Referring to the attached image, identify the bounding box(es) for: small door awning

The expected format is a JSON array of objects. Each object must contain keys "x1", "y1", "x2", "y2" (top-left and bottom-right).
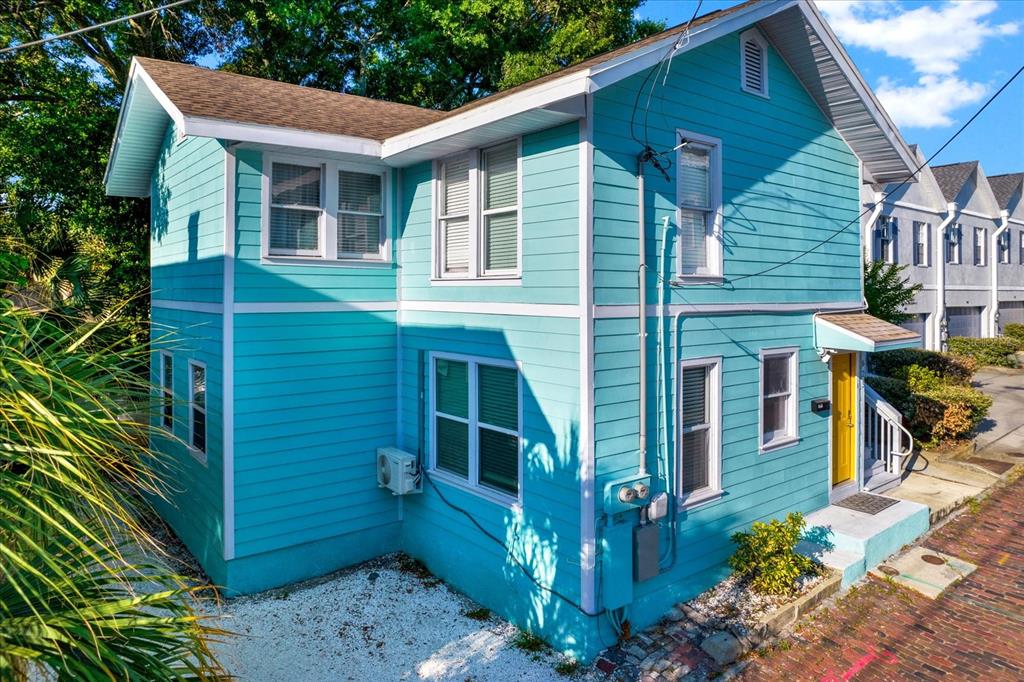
[{"x1": 814, "y1": 312, "x2": 921, "y2": 353}]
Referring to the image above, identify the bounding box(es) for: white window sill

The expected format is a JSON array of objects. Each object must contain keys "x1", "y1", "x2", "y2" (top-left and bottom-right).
[
  {"x1": 430, "y1": 277, "x2": 522, "y2": 287},
  {"x1": 262, "y1": 255, "x2": 391, "y2": 268},
  {"x1": 672, "y1": 275, "x2": 724, "y2": 286},
  {"x1": 760, "y1": 436, "x2": 800, "y2": 454},
  {"x1": 428, "y1": 469, "x2": 521, "y2": 509},
  {"x1": 189, "y1": 447, "x2": 208, "y2": 467},
  {"x1": 678, "y1": 488, "x2": 723, "y2": 511}
]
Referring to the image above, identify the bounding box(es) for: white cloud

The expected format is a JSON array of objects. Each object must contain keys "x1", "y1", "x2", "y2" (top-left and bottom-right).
[{"x1": 819, "y1": 0, "x2": 1019, "y2": 128}]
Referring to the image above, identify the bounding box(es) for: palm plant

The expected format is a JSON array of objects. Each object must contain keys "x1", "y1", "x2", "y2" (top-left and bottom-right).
[{"x1": 0, "y1": 280, "x2": 227, "y2": 678}]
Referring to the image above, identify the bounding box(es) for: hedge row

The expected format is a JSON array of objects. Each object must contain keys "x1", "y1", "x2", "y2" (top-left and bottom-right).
[{"x1": 947, "y1": 336, "x2": 1021, "y2": 369}]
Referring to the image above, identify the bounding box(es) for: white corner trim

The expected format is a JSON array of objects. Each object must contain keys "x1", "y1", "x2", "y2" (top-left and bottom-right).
[
  {"x1": 577, "y1": 98, "x2": 597, "y2": 615},
  {"x1": 223, "y1": 147, "x2": 236, "y2": 562},
  {"x1": 151, "y1": 299, "x2": 224, "y2": 314}
]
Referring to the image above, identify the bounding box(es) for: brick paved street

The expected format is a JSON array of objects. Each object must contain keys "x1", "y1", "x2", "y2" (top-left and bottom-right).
[{"x1": 740, "y1": 474, "x2": 1024, "y2": 681}]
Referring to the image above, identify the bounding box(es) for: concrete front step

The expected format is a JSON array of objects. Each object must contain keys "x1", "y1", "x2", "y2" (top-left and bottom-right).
[{"x1": 797, "y1": 498, "x2": 930, "y2": 587}]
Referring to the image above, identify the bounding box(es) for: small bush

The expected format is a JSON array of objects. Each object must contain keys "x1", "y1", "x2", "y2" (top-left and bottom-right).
[
  {"x1": 893, "y1": 364, "x2": 942, "y2": 392},
  {"x1": 947, "y1": 337, "x2": 1020, "y2": 368},
  {"x1": 1004, "y1": 323, "x2": 1024, "y2": 343},
  {"x1": 728, "y1": 512, "x2": 821, "y2": 596},
  {"x1": 912, "y1": 383, "x2": 992, "y2": 444},
  {"x1": 512, "y1": 630, "x2": 547, "y2": 652},
  {"x1": 864, "y1": 375, "x2": 914, "y2": 417},
  {"x1": 869, "y1": 348, "x2": 976, "y2": 383}
]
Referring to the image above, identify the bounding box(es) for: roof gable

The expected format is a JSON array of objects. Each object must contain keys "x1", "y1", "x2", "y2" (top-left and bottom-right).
[
  {"x1": 931, "y1": 162, "x2": 977, "y2": 203},
  {"x1": 989, "y1": 173, "x2": 1023, "y2": 212}
]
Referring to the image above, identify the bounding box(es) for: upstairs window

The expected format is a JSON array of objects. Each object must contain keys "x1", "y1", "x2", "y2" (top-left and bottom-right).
[
  {"x1": 676, "y1": 131, "x2": 723, "y2": 279},
  {"x1": 974, "y1": 226, "x2": 986, "y2": 266},
  {"x1": 1020, "y1": 231, "x2": 1024, "y2": 264},
  {"x1": 433, "y1": 354, "x2": 521, "y2": 502},
  {"x1": 946, "y1": 224, "x2": 962, "y2": 264},
  {"x1": 998, "y1": 230, "x2": 1011, "y2": 264},
  {"x1": 740, "y1": 29, "x2": 769, "y2": 97},
  {"x1": 265, "y1": 158, "x2": 386, "y2": 262},
  {"x1": 189, "y1": 361, "x2": 207, "y2": 462},
  {"x1": 873, "y1": 216, "x2": 897, "y2": 263},
  {"x1": 913, "y1": 221, "x2": 929, "y2": 266},
  {"x1": 435, "y1": 141, "x2": 520, "y2": 280}
]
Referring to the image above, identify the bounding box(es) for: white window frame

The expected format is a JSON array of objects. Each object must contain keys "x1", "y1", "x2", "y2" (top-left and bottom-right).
[
  {"x1": 739, "y1": 28, "x2": 769, "y2": 98},
  {"x1": 1020, "y1": 231, "x2": 1024, "y2": 264},
  {"x1": 677, "y1": 356, "x2": 723, "y2": 509},
  {"x1": 946, "y1": 224, "x2": 962, "y2": 264},
  {"x1": 974, "y1": 226, "x2": 986, "y2": 266},
  {"x1": 913, "y1": 221, "x2": 930, "y2": 267},
  {"x1": 998, "y1": 230, "x2": 1011, "y2": 264},
  {"x1": 429, "y1": 351, "x2": 523, "y2": 507},
  {"x1": 675, "y1": 129, "x2": 724, "y2": 281},
  {"x1": 261, "y1": 153, "x2": 389, "y2": 265},
  {"x1": 874, "y1": 215, "x2": 897, "y2": 264},
  {"x1": 188, "y1": 359, "x2": 208, "y2": 465},
  {"x1": 759, "y1": 346, "x2": 800, "y2": 453},
  {"x1": 431, "y1": 139, "x2": 523, "y2": 283},
  {"x1": 158, "y1": 351, "x2": 173, "y2": 431}
]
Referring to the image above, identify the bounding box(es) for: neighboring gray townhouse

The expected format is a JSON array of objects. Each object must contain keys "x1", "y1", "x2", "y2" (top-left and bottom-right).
[
  {"x1": 863, "y1": 155, "x2": 1023, "y2": 350},
  {"x1": 989, "y1": 172, "x2": 1024, "y2": 331}
]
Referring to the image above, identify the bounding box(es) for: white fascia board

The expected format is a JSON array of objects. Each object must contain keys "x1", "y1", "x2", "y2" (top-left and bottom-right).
[
  {"x1": 798, "y1": 0, "x2": 918, "y2": 179},
  {"x1": 134, "y1": 62, "x2": 187, "y2": 132},
  {"x1": 588, "y1": 0, "x2": 798, "y2": 89},
  {"x1": 183, "y1": 117, "x2": 382, "y2": 157},
  {"x1": 380, "y1": 71, "x2": 592, "y2": 159}
]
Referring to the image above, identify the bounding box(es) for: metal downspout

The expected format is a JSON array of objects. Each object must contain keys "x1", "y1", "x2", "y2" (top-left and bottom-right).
[
  {"x1": 936, "y1": 203, "x2": 957, "y2": 350},
  {"x1": 992, "y1": 210, "x2": 1010, "y2": 336}
]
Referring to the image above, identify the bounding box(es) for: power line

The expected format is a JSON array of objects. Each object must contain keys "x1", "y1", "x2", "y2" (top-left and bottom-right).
[
  {"x1": 682, "y1": 62, "x2": 1024, "y2": 288},
  {"x1": 0, "y1": 0, "x2": 196, "y2": 55}
]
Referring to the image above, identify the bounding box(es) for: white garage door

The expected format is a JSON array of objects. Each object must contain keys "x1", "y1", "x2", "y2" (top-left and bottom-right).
[
  {"x1": 947, "y1": 306, "x2": 983, "y2": 338},
  {"x1": 899, "y1": 313, "x2": 928, "y2": 347},
  {"x1": 999, "y1": 301, "x2": 1024, "y2": 332}
]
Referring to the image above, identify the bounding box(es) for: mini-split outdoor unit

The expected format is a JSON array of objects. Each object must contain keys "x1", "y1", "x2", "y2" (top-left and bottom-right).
[{"x1": 376, "y1": 447, "x2": 421, "y2": 495}]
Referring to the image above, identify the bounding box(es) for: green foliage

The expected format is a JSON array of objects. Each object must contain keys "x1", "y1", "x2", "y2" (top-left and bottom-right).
[
  {"x1": 864, "y1": 260, "x2": 922, "y2": 325},
  {"x1": 868, "y1": 348, "x2": 976, "y2": 384},
  {"x1": 1004, "y1": 323, "x2": 1024, "y2": 343},
  {"x1": 947, "y1": 336, "x2": 1020, "y2": 368},
  {"x1": 0, "y1": 287, "x2": 227, "y2": 677},
  {"x1": 512, "y1": 629, "x2": 548, "y2": 652},
  {"x1": 555, "y1": 658, "x2": 581, "y2": 676},
  {"x1": 865, "y1": 373, "x2": 992, "y2": 446},
  {"x1": 728, "y1": 512, "x2": 821, "y2": 597}
]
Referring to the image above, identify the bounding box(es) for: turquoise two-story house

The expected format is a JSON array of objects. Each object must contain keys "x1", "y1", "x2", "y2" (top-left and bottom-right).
[{"x1": 105, "y1": 0, "x2": 924, "y2": 660}]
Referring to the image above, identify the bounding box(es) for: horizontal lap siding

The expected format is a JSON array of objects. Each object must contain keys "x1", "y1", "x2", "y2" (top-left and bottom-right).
[
  {"x1": 594, "y1": 312, "x2": 830, "y2": 608},
  {"x1": 592, "y1": 33, "x2": 861, "y2": 306},
  {"x1": 150, "y1": 307, "x2": 225, "y2": 583},
  {"x1": 399, "y1": 122, "x2": 580, "y2": 304},
  {"x1": 398, "y1": 311, "x2": 582, "y2": 647},
  {"x1": 231, "y1": 310, "x2": 399, "y2": 558},
  {"x1": 150, "y1": 126, "x2": 224, "y2": 303},
  {"x1": 232, "y1": 149, "x2": 398, "y2": 302}
]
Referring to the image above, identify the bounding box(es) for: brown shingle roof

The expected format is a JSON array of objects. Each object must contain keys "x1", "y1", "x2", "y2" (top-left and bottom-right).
[
  {"x1": 818, "y1": 313, "x2": 920, "y2": 344},
  {"x1": 135, "y1": 57, "x2": 446, "y2": 141},
  {"x1": 988, "y1": 173, "x2": 1023, "y2": 210},
  {"x1": 931, "y1": 161, "x2": 977, "y2": 203}
]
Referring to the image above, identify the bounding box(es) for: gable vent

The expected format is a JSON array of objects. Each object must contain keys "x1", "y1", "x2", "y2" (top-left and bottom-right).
[{"x1": 740, "y1": 29, "x2": 768, "y2": 97}]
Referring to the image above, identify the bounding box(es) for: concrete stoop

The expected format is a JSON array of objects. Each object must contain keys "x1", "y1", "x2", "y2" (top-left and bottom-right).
[{"x1": 796, "y1": 499, "x2": 930, "y2": 587}]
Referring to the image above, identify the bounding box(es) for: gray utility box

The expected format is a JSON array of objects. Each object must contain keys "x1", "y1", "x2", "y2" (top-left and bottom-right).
[{"x1": 634, "y1": 523, "x2": 660, "y2": 582}]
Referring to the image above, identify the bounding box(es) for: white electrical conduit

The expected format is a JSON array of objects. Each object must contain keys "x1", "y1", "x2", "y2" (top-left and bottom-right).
[
  {"x1": 992, "y1": 210, "x2": 1010, "y2": 336},
  {"x1": 637, "y1": 155, "x2": 648, "y2": 477}
]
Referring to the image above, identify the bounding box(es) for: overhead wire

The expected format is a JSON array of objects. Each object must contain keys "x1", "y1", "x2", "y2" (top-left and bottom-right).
[{"x1": 0, "y1": 0, "x2": 196, "y2": 55}]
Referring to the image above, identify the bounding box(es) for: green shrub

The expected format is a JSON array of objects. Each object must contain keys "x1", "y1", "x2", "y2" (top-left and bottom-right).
[
  {"x1": 894, "y1": 364, "x2": 942, "y2": 392},
  {"x1": 729, "y1": 512, "x2": 821, "y2": 596},
  {"x1": 865, "y1": 375, "x2": 914, "y2": 418},
  {"x1": 947, "y1": 337, "x2": 1020, "y2": 368},
  {"x1": 868, "y1": 348, "x2": 976, "y2": 383},
  {"x1": 1004, "y1": 323, "x2": 1024, "y2": 343},
  {"x1": 913, "y1": 383, "x2": 993, "y2": 444}
]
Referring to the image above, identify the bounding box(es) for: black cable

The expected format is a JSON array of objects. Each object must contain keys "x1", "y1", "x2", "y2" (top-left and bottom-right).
[
  {"x1": 422, "y1": 470, "x2": 605, "y2": 619},
  {"x1": 680, "y1": 63, "x2": 1024, "y2": 288}
]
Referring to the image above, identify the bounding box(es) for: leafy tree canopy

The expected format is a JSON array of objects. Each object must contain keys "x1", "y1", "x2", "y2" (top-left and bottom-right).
[{"x1": 864, "y1": 260, "x2": 923, "y2": 325}]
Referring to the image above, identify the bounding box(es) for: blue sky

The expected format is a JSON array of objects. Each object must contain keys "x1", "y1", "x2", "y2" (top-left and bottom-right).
[{"x1": 637, "y1": 0, "x2": 1024, "y2": 175}]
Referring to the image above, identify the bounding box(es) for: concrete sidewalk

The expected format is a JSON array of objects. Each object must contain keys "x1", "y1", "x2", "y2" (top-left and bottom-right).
[{"x1": 886, "y1": 367, "x2": 1024, "y2": 523}]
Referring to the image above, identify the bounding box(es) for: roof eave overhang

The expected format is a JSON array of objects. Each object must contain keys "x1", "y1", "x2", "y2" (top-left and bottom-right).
[{"x1": 815, "y1": 317, "x2": 921, "y2": 353}]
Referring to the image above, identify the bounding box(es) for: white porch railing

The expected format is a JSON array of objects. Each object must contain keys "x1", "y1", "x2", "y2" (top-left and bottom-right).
[{"x1": 864, "y1": 384, "x2": 914, "y2": 487}]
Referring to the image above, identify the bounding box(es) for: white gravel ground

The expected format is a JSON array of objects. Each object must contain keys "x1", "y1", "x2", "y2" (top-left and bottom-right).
[{"x1": 204, "y1": 554, "x2": 577, "y2": 681}]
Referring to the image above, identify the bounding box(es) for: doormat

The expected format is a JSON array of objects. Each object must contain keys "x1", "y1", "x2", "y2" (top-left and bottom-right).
[
  {"x1": 834, "y1": 492, "x2": 899, "y2": 515},
  {"x1": 967, "y1": 457, "x2": 1014, "y2": 475}
]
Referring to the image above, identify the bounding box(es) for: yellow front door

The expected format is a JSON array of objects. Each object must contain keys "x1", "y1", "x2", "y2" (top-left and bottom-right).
[{"x1": 831, "y1": 353, "x2": 857, "y2": 486}]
